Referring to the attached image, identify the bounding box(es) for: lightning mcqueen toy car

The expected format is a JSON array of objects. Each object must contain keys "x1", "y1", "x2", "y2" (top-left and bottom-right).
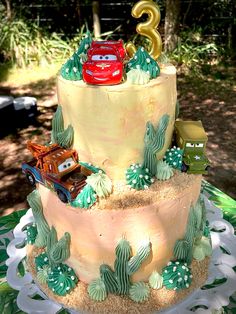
[{"x1": 82, "y1": 40, "x2": 125, "y2": 85}]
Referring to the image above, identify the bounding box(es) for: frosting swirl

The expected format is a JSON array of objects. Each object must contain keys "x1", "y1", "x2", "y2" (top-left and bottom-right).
[
  {"x1": 149, "y1": 271, "x2": 163, "y2": 290},
  {"x1": 129, "y1": 282, "x2": 150, "y2": 303},
  {"x1": 88, "y1": 278, "x2": 107, "y2": 301},
  {"x1": 156, "y1": 160, "x2": 174, "y2": 181},
  {"x1": 86, "y1": 172, "x2": 112, "y2": 198}
]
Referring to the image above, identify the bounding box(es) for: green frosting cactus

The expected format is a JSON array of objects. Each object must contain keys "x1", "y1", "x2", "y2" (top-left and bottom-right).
[
  {"x1": 27, "y1": 190, "x2": 50, "y2": 248},
  {"x1": 129, "y1": 282, "x2": 150, "y2": 303},
  {"x1": 51, "y1": 106, "x2": 64, "y2": 144},
  {"x1": 142, "y1": 114, "x2": 170, "y2": 176},
  {"x1": 35, "y1": 252, "x2": 49, "y2": 271},
  {"x1": 173, "y1": 195, "x2": 209, "y2": 264},
  {"x1": 61, "y1": 52, "x2": 83, "y2": 81},
  {"x1": 57, "y1": 125, "x2": 74, "y2": 149},
  {"x1": 88, "y1": 278, "x2": 107, "y2": 301},
  {"x1": 127, "y1": 241, "x2": 151, "y2": 275},
  {"x1": 114, "y1": 238, "x2": 131, "y2": 295},
  {"x1": 88, "y1": 238, "x2": 151, "y2": 302},
  {"x1": 126, "y1": 47, "x2": 160, "y2": 79},
  {"x1": 71, "y1": 184, "x2": 97, "y2": 209},
  {"x1": 47, "y1": 264, "x2": 78, "y2": 296},
  {"x1": 37, "y1": 265, "x2": 51, "y2": 284},
  {"x1": 26, "y1": 224, "x2": 38, "y2": 245},
  {"x1": 100, "y1": 264, "x2": 118, "y2": 294},
  {"x1": 193, "y1": 236, "x2": 212, "y2": 261},
  {"x1": 76, "y1": 31, "x2": 92, "y2": 56},
  {"x1": 51, "y1": 105, "x2": 74, "y2": 149},
  {"x1": 126, "y1": 163, "x2": 154, "y2": 190},
  {"x1": 86, "y1": 171, "x2": 112, "y2": 198},
  {"x1": 48, "y1": 232, "x2": 71, "y2": 268},
  {"x1": 164, "y1": 146, "x2": 183, "y2": 170},
  {"x1": 162, "y1": 261, "x2": 193, "y2": 291}
]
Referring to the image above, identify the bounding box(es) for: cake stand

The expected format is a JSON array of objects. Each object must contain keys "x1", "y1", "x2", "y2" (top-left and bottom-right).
[{"x1": 6, "y1": 192, "x2": 236, "y2": 314}]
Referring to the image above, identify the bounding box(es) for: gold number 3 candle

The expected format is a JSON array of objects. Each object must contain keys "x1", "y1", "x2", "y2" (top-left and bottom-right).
[{"x1": 126, "y1": 0, "x2": 162, "y2": 60}]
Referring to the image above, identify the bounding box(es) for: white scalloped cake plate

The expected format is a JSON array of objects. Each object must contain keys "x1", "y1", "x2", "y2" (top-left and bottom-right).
[{"x1": 6, "y1": 193, "x2": 236, "y2": 314}]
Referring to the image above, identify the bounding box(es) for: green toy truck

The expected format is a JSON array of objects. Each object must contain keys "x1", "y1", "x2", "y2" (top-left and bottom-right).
[{"x1": 175, "y1": 120, "x2": 210, "y2": 174}]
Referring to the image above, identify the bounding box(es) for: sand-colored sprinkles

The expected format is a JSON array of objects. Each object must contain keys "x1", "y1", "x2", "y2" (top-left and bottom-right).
[
  {"x1": 27, "y1": 245, "x2": 210, "y2": 314},
  {"x1": 93, "y1": 172, "x2": 202, "y2": 210}
]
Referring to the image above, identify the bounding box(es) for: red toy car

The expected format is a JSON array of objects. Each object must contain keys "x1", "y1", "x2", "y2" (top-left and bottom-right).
[{"x1": 82, "y1": 40, "x2": 125, "y2": 85}]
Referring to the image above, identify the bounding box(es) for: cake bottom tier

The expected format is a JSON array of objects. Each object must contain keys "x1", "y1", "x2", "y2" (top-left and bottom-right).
[
  {"x1": 38, "y1": 172, "x2": 202, "y2": 283},
  {"x1": 27, "y1": 245, "x2": 210, "y2": 314}
]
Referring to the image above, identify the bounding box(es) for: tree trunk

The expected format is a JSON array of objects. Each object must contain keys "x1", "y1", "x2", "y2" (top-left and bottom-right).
[
  {"x1": 3, "y1": 0, "x2": 12, "y2": 20},
  {"x1": 92, "y1": 1, "x2": 101, "y2": 39},
  {"x1": 164, "y1": 0, "x2": 180, "y2": 53},
  {"x1": 75, "y1": 0, "x2": 82, "y2": 28}
]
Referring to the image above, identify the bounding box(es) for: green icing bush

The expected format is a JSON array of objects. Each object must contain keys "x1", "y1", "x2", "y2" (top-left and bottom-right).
[
  {"x1": 129, "y1": 282, "x2": 150, "y2": 303},
  {"x1": 47, "y1": 264, "x2": 78, "y2": 296},
  {"x1": 26, "y1": 224, "x2": 38, "y2": 245},
  {"x1": 126, "y1": 163, "x2": 154, "y2": 190},
  {"x1": 162, "y1": 261, "x2": 192, "y2": 291},
  {"x1": 164, "y1": 146, "x2": 183, "y2": 170}
]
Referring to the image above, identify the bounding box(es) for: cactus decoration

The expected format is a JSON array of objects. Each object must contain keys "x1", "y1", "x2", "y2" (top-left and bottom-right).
[
  {"x1": 71, "y1": 184, "x2": 97, "y2": 209},
  {"x1": 60, "y1": 52, "x2": 83, "y2": 81},
  {"x1": 27, "y1": 190, "x2": 50, "y2": 248},
  {"x1": 76, "y1": 31, "x2": 92, "y2": 57},
  {"x1": 86, "y1": 171, "x2": 112, "y2": 198},
  {"x1": 129, "y1": 282, "x2": 150, "y2": 302},
  {"x1": 126, "y1": 163, "x2": 154, "y2": 190},
  {"x1": 79, "y1": 161, "x2": 105, "y2": 174},
  {"x1": 51, "y1": 105, "x2": 74, "y2": 149},
  {"x1": 46, "y1": 227, "x2": 71, "y2": 268},
  {"x1": 173, "y1": 195, "x2": 210, "y2": 264},
  {"x1": 88, "y1": 238, "x2": 151, "y2": 302},
  {"x1": 164, "y1": 146, "x2": 183, "y2": 171},
  {"x1": 25, "y1": 224, "x2": 38, "y2": 245},
  {"x1": 142, "y1": 114, "x2": 170, "y2": 177},
  {"x1": 149, "y1": 271, "x2": 163, "y2": 290},
  {"x1": 162, "y1": 261, "x2": 192, "y2": 290},
  {"x1": 156, "y1": 160, "x2": 174, "y2": 181}
]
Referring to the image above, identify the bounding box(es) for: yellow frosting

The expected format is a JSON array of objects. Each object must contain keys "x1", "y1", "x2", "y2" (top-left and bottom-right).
[
  {"x1": 38, "y1": 174, "x2": 201, "y2": 284},
  {"x1": 57, "y1": 64, "x2": 177, "y2": 180}
]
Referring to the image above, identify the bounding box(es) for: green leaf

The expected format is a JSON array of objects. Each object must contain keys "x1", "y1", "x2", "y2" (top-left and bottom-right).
[
  {"x1": 201, "y1": 277, "x2": 227, "y2": 290},
  {"x1": 0, "y1": 264, "x2": 8, "y2": 278},
  {"x1": 0, "y1": 249, "x2": 8, "y2": 264},
  {"x1": 0, "y1": 210, "x2": 27, "y2": 229}
]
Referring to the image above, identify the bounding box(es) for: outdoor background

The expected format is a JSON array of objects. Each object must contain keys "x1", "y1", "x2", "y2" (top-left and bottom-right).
[{"x1": 0, "y1": 0, "x2": 235, "y2": 216}]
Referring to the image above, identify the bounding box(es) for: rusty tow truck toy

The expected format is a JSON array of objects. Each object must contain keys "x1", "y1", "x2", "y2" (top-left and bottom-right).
[{"x1": 22, "y1": 142, "x2": 93, "y2": 203}]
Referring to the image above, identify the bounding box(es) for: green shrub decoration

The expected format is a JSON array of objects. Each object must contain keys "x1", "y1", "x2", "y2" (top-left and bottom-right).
[
  {"x1": 156, "y1": 160, "x2": 174, "y2": 181},
  {"x1": 149, "y1": 271, "x2": 163, "y2": 290},
  {"x1": 26, "y1": 224, "x2": 38, "y2": 245},
  {"x1": 86, "y1": 172, "x2": 112, "y2": 198},
  {"x1": 164, "y1": 146, "x2": 183, "y2": 170},
  {"x1": 35, "y1": 252, "x2": 49, "y2": 271},
  {"x1": 71, "y1": 184, "x2": 97, "y2": 209},
  {"x1": 162, "y1": 261, "x2": 192, "y2": 291},
  {"x1": 47, "y1": 264, "x2": 78, "y2": 296},
  {"x1": 126, "y1": 163, "x2": 154, "y2": 190},
  {"x1": 61, "y1": 52, "x2": 82, "y2": 81},
  {"x1": 142, "y1": 114, "x2": 170, "y2": 176}
]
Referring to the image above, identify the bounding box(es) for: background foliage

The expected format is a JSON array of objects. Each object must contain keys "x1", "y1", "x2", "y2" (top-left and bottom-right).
[{"x1": 0, "y1": 0, "x2": 235, "y2": 71}]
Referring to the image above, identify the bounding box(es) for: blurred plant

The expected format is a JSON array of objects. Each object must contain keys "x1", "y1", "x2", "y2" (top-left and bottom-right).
[
  {"x1": 168, "y1": 27, "x2": 224, "y2": 75},
  {"x1": 0, "y1": 14, "x2": 87, "y2": 68}
]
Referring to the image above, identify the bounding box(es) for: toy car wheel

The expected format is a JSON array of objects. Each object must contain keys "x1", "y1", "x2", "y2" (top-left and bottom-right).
[
  {"x1": 57, "y1": 190, "x2": 68, "y2": 203},
  {"x1": 181, "y1": 162, "x2": 189, "y2": 173},
  {"x1": 26, "y1": 173, "x2": 35, "y2": 186},
  {"x1": 205, "y1": 165, "x2": 211, "y2": 172}
]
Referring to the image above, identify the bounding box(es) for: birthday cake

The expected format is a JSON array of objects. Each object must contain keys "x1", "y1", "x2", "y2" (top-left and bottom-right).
[{"x1": 23, "y1": 1, "x2": 211, "y2": 313}]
